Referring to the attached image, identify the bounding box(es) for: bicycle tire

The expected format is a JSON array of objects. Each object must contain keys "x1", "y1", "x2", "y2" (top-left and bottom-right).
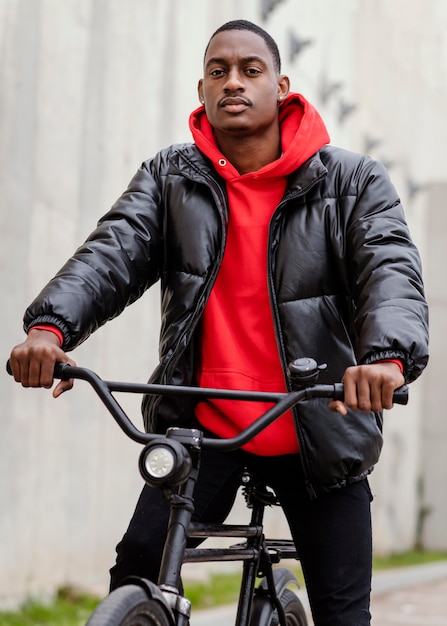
[
  {"x1": 270, "y1": 588, "x2": 308, "y2": 626},
  {"x1": 250, "y1": 567, "x2": 307, "y2": 626},
  {"x1": 85, "y1": 584, "x2": 172, "y2": 626}
]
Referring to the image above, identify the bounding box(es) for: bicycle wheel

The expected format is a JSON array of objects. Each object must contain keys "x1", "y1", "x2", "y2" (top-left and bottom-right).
[
  {"x1": 270, "y1": 589, "x2": 308, "y2": 626},
  {"x1": 250, "y1": 567, "x2": 308, "y2": 626},
  {"x1": 85, "y1": 584, "x2": 172, "y2": 626}
]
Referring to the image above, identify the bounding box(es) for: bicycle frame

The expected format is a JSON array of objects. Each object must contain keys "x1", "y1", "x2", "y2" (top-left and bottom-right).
[
  {"x1": 56, "y1": 364, "x2": 313, "y2": 625},
  {"x1": 143, "y1": 432, "x2": 301, "y2": 626},
  {"x1": 6, "y1": 359, "x2": 409, "y2": 626}
]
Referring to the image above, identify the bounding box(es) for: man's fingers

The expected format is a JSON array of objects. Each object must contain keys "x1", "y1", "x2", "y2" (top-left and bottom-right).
[
  {"x1": 342, "y1": 363, "x2": 405, "y2": 413},
  {"x1": 53, "y1": 378, "x2": 74, "y2": 398},
  {"x1": 10, "y1": 356, "x2": 26, "y2": 385},
  {"x1": 39, "y1": 357, "x2": 58, "y2": 388},
  {"x1": 328, "y1": 399, "x2": 348, "y2": 415},
  {"x1": 342, "y1": 374, "x2": 360, "y2": 410},
  {"x1": 9, "y1": 332, "x2": 76, "y2": 395},
  {"x1": 369, "y1": 383, "x2": 385, "y2": 412}
]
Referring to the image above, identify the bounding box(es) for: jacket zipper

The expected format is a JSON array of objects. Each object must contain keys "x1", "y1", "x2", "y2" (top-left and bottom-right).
[{"x1": 267, "y1": 174, "x2": 326, "y2": 499}]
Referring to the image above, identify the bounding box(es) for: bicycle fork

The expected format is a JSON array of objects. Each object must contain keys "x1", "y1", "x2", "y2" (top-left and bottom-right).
[{"x1": 157, "y1": 470, "x2": 199, "y2": 625}]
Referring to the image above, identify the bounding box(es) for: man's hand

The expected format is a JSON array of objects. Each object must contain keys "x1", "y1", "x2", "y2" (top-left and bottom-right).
[
  {"x1": 329, "y1": 362, "x2": 405, "y2": 415},
  {"x1": 9, "y1": 330, "x2": 76, "y2": 398}
]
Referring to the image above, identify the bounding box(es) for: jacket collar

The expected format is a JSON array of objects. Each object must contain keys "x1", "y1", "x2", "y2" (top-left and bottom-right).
[
  {"x1": 285, "y1": 151, "x2": 328, "y2": 197},
  {"x1": 168, "y1": 143, "x2": 327, "y2": 197}
]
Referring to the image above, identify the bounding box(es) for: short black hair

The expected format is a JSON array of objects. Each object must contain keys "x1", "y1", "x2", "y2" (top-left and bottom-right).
[{"x1": 204, "y1": 19, "x2": 281, "y2": 73}]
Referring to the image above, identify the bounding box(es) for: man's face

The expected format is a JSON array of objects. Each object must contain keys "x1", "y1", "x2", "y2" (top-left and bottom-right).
[{"x1": 198, "y1": 29, "x2": 288, "y2": 138}]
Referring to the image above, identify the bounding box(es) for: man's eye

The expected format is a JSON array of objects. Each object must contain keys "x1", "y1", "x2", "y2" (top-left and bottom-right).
[
  {"x1": 246, "y1": 68, "x2": 261, "y2": 75},
  {"x1": 210, "y1": 69, "x2": 225, "y2": 77}
]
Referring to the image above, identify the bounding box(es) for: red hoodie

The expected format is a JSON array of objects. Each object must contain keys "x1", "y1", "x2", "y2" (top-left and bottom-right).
[{"x1": 189, "y1": 93, "x2": 330, "y2": 455}]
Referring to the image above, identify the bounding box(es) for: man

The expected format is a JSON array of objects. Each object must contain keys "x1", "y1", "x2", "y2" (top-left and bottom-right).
[{"x1": 9, "y1": 20, "x2": 428, "y2": 625}]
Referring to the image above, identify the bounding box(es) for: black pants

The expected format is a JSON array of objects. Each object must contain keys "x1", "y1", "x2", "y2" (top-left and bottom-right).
[{"x1": 110, "y1": 448, "x2": 373, "y2": 626}]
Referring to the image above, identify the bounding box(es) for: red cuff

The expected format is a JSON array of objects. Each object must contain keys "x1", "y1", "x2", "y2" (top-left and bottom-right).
[
  {"x1": 28, "y1": 325, "x2": 64, "y2": 347},
  {"x1": 378, "y1": 359, "x2": 404, "y2": 374}
]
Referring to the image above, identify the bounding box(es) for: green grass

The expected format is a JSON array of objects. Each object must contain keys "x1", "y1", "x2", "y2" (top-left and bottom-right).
[
  {"x1": 373, "y1": 549, "x2": 447, "y2": 570},
  {"x1": 0, "y1": 587, "x2": 99, "y2": 626},
  {"x1": 184, "y1": 565, "x2": 306, "y2": 610},
  {"x1": 184, "y1": 572, "x2": 244, "y2": 609},
  {"x1": 2, "y1": 550, "x2": 447, "y2": 625}
]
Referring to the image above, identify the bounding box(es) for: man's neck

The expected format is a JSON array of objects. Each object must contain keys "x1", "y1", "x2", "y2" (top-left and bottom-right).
[{"x1": 215, "y1": 129, "x2": 282, "y2": 175}]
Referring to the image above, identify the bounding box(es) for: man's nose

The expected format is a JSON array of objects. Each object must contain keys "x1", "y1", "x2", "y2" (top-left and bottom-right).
[{"x1": 224, "y1": 68, "x2": 245, "y2": 91}]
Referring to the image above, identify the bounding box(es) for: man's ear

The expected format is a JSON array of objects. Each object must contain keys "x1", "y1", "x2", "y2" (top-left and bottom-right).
[
  {"x1": 278, "y1": 75, "x2": 290, "y2": 100},
  {"x1": 197, "y1": 79, "x2": 204, "y2": 104}
]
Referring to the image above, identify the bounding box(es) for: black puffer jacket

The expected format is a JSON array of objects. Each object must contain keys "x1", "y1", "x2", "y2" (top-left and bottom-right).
[{"x1": 25, "y1": 143, "x2": 429, "y2": 495}]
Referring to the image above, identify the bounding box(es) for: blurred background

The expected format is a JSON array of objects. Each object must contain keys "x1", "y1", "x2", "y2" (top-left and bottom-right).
[{"x1": 1, "y1": 0, "x2": 445, "y2": 608}]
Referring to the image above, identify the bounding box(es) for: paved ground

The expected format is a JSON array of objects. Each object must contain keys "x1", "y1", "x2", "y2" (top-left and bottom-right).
[
  {"x1": 370, "y1": 561, "x2": 447, "y2": 626},
  {"x1": 370, "y1": 576, "x2": 447, "y2": 625},
  {"x1": 303, "y1": 574, "x2": 447, "y2": 625},
  {"x1": 192, "y1": 561, "x2": 447, "y2": 625}
]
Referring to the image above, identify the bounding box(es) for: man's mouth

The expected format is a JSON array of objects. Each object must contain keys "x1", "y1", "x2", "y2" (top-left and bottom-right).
[{"x1": 219, "y1": 97, "x2": 251, "y2": 112}]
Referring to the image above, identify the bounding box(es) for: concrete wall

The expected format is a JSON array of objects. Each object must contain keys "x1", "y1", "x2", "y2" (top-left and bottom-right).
[
  {"x1": 1, "y1": 0, "x2": 445, "y2": 607},
  {"x1": 420, "y1": 182, "x2": 447, "y2": 550}
]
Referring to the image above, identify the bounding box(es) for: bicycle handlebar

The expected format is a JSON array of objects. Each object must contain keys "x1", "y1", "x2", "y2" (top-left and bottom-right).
[{"x1": 6, "y1": 360, "x2": 409, "y2": 450}]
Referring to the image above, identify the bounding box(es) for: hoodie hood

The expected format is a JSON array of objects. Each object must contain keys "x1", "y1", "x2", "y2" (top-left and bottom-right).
[{"x1": 189, "y1": 92, "x2": 330, "y2": 180}]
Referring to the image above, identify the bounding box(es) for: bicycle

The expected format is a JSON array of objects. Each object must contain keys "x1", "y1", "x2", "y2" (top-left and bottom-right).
[{"x1": 7, "y1": 357, "x2": 408, "y2": 625}]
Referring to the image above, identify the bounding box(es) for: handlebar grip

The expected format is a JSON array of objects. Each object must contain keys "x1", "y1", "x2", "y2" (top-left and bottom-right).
[
  {"x1": 5, "y1": 359, "x2": 72, "y2": 380},
  {"x1": 392, "y1": 385, "x2": 409, "y2": 405},
  {"x1": 332, "y1": 383, "x2": 409, "y2": 406},
  {"x1": 53, "y1": 362, "x2": 71, "y2": 379}
]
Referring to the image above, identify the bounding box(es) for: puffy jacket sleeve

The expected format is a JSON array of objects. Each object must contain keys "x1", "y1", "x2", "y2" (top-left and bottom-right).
[
  {"x1": 346, "y1": 156, "x2": 428, "y2": 382},
  {"x1": 24, "y1": 156, "x2": 165, "y2": 350}
]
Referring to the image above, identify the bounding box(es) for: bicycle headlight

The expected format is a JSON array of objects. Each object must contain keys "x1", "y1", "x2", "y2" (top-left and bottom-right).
[
  {"x1": 144, "y1": 446, "x2": 176, "y2": 478},
  {"x1": 139, "y1": 438, "x2": 192, "y2": 488}
]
